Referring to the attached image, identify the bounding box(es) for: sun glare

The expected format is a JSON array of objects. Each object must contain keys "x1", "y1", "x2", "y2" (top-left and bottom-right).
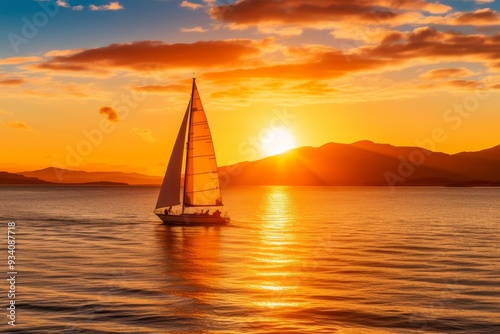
[{"x1": 265, "y1": 130, "x2": 295, "y2": 156}]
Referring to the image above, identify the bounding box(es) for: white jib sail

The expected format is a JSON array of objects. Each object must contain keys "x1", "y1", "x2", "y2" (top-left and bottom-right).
[{"x1": 155, "y1": 104, "x2": 190, "y2": 209}]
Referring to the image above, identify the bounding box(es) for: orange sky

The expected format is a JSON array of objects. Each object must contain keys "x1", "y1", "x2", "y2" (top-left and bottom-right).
[{"x1": 1, "y1": 0, "x2": 499, "y2": 175}]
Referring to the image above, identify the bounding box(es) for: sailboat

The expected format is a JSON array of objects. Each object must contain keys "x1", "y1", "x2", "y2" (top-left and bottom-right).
[{"x1": 154, "y1": 78, "x2": 229, "y2": 225}]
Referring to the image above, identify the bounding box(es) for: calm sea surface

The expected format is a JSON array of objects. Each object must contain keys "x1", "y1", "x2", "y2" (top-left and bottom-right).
[{"x1": 0, "y1": 186, "x2": 499, "y2": 333}]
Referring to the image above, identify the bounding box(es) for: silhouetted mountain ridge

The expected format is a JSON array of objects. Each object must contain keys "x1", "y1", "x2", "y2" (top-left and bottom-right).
[
  {"x1": 0, "y1": 172, "x2": 52, "y2": 184},
  {"x1": 18, "y1": 167, "x2": 161, "y2": 185},
  {"x1": 0, "y1": 171, "x2": 128, "y2": 185},
  {"x1": 219, "y1": 141, "x2": 500, "y2": 186}
]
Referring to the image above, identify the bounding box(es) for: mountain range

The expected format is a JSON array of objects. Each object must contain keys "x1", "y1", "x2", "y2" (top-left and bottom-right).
[
  {"x1": 218, "y1": 141, "x2": 500, "y2": 187},
  {"x1": 18, "y1": 168, "x2": 161, "y2": 185},
  {"x1": 0, "y1": 171, "x2": 53, "y2": 185},
  {"x1": 0, "y1": 171, "x2": 128, "y2": 186},
  {"x1": 1, "y1": 141, "x2": 499, "y2": 186}
]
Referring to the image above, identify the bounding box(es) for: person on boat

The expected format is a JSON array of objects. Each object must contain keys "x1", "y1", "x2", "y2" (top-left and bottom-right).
[
  {"x1": 204, "y1": 209, "x2": 210, "y2": 215},
  {"x1": 168, "y1": 206, "x2": 172, "y2": 214},
  {"x1": 213, "y1": 209, "x2": 221, "y2": 217}
]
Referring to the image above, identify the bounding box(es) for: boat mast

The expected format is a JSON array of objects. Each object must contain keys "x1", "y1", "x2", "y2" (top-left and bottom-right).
[{"x1": 182, "y1": 77, "x2": 196, "y2": 215}]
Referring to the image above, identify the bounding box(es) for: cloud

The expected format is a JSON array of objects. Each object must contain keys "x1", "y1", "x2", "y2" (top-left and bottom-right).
[
  {"x1": 44, "y1": 49, "x2": 84, "y2": 57},
  {"x1": 35, "y1": 39, "x2": 268, "y2": 72},
  {"x1": 19, "y1": 22, "x2": 500, "y2": 106},
  {"x1": 420, "y1": 68, "x2": 475, "y2": 80},
  {"x1": 99, "y1": 106, "x2": 119, "y2": 122},
  {"x1": 132, "y1": 128, "x2": 156, "y2": 142},
  {"x1": 33, "y1": 28, "x2": 498, "y2": 85},
  {"x1": 0, "y1": 73, "x2": 100, "y2": 101},
  {"x1": 1, "y1": 81, "x2": 96, "y2": 100},
  {"x1": 204, "y1": 47, "x2": 385, "y2": 82},
  {"x1": 57, "y1": 0, "x2": 70, "y2": 8},
  {"x1": 475, "y1": 0, "x2": 494, "y2": 3},
  {"x1": 418, "y1": 79, "x2": 484, "y2": 91},
  {"x1": 61, "y1": 83, "x2": 91, "y2": 98},
  {"x1": 34, "y1": 62, "x2": 99, "y2": 73},
  {"x1": 419, "y1": 8, "x2": 500, "y2": 26},
  {"x1": 446, "y1": 80, "x2": 481, "y2": 89},
  {"x1": 491, "y1": 61, "x2": 500, "y2": 71},
  {"x1": 200, "y1": 27, "x2": 500, "y2": 91},
  {"x1": 207, "y1": 0, "x2": 497, "y2": 38},
  {"x1": 132, "y1": 84, "x2": 186, "y2": 93},
  {"x1": 180, "y1": 0, "x2": 203, "y2": 10},
  {"x1": 0, "y1": 78, "x2": 25, "y2": 85},
  {"x1": 210, "y1": 0, "x2": 451, "y2": 31},
  {"x1": 366, "y1": 27, "x2": 500, "y2": 64},
  {"x1": 180, "y1": 26, "x2": 208, "y2": 33},
  {"x1": 90, "y1": 1, "x2": 123, "y2": 11},
  {"x1": 54, "y1": 0, "x2": 83, "y2": 10},
  {"x1": 454, "y1": 8, "x2": 500, "y2": 24},
  {"x1": 6, "y1": 121, "x2": 32, "y2": 131},
  {"x1": 0, "y1": 56, "x2": 42, "y2": 65}
]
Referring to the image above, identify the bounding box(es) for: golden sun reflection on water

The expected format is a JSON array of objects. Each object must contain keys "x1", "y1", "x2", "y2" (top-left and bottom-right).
[{"x1": 251, "y1": 187, "x2": 307, "y2": 310}]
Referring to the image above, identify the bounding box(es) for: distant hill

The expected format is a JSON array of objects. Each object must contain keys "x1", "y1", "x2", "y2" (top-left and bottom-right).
[
  {"x1": 0, "y1": 172, "x2": 52, "y2": 185},
  {"x1": 18, "y1": 167, "x2": 162, "y2": 185},
  {"x1": 73, "y1": 181, "x2": 129, "y2": 186},
  {"x1": 0, "y1": 171, "x2": 129, "y2": 186},
  {"x1": 219, "y1": 141, "x2": 500, "y2": 187}
]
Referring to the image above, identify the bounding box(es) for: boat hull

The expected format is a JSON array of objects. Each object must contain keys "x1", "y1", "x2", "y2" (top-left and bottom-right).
[{"x1": 156, "y1": 213, "x2": 229, "y2": 226}]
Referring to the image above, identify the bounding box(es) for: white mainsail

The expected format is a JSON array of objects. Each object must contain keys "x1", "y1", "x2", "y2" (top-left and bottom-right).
[
  {"x1": 155, "y1": 104, "x2": 190, "y2": 209},
  {"x1": 183, "y1": 80, "x2": 223, "y2": 207}
]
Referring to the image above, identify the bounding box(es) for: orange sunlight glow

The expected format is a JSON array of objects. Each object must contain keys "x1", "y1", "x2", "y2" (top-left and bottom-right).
[{"x1": 264, "y1": 130, "x2": 295, "y2": 156}]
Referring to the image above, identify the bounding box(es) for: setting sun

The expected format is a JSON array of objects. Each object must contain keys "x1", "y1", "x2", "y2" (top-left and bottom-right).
[{"x1": 265, "y1": 130, "x2": 295, "y2": 156}]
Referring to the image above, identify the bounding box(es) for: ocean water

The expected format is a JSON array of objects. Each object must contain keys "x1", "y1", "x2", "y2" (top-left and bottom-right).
[{"x1": 0, "y1": 186, "x2": 499, "y2": 333}]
